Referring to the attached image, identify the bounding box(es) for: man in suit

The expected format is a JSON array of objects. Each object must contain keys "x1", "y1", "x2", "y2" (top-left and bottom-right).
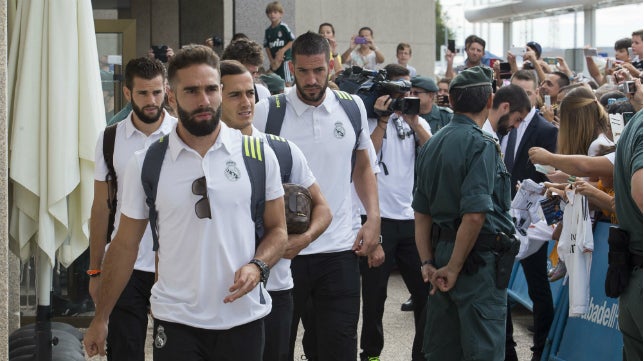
[{"x1": 501, "y1": 70, "x2": 558, "y2": 361}]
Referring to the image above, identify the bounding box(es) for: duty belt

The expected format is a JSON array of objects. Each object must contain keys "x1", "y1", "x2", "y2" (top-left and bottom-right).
[{"x1": 434, "y1": 226, "x2": 503, "y2": 252}]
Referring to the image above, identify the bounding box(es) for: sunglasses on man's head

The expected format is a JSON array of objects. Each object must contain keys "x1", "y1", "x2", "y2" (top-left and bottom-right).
[{"x1": 192, "y1": 176, "x2": 211, "y2": 219}]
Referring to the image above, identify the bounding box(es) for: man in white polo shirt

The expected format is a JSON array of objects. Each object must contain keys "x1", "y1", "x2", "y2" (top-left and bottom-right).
[
  {"x1": 254, "y1": 31, "x2": 381, "y2": 361},
  {"x1": 88, "y1": 56, "x2": 176, "y2": 361},
  {"x1": 84, "y1": 45, "x2": 288, "y2": 361},
  {"x1": 219, "y1": 59, "x2": 332, "y2": 361}
]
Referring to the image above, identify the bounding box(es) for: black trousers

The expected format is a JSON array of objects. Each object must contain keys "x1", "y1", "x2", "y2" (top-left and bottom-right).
[
  {"x1": 288, "y1": 250, "x2": 361, "y2": 361},
  {"x1": 506, "y1": 242, "x2": 554, "y2": 354},
  {"x1": 264, "y1": 289, "x2": 293, "y2": 361},
  {"x1": 152, "y1": 318, "x2": 264, "y2": 361},
  {"x1": 359, "y1": 218, "x2": 429, "y2": 361},
  {"x1": 106, "y1": 270, "x2": 155, "y2": 361}
]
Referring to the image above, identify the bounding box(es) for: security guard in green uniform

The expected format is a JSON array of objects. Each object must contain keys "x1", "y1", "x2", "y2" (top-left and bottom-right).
[
  {"x1": 411, "y1": 76, "x2": 453, "y2": 134},
  {"x1": 412, "y1": 66, "x2": 518, "y2": 361},
  {"x1": 613, "y1": 109, "x2": 642, "y2": 361}
]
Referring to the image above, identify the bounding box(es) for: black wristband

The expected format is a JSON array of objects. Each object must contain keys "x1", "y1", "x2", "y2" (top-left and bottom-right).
[{"x1": 421, "y1": 259, "x2": 435, "y2": 267}]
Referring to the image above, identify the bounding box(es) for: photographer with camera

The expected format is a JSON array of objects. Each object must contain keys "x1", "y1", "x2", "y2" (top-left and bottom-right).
[
  {"x1": 359, "y1": 63, "x2": 430, "y2": 361},
  {"x1": 412, "y1": 76, "x2": 453, "y2": 134}
]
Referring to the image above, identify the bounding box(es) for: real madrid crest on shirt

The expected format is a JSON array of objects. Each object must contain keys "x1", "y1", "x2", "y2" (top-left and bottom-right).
[
  {"x1": 154, "y1": 324, "x2": 167, "y2": 349},
  {"x1": 277, "y1": 30, "x2": 282, "y2": 37},
  {"x1": 224, "y1": 160, "x2": 241, "y2": 181},
  {"x1": 334, "y1": 121, "x2": 346, "y2": 139}
]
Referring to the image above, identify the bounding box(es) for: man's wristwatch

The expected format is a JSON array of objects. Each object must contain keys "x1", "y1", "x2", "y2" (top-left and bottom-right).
[{"x1": 249, "y1": 258, "x2": 270, "y2": 284}]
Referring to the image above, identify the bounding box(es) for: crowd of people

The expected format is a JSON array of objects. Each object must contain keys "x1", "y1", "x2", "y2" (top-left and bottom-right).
[{"x1": 81, "y1": 2, "x2": 642, "y2": 360}]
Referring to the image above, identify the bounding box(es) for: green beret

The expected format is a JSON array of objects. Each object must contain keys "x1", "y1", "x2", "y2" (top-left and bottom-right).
[
  {"x1": 411, "y1": 76, "x2": 438, "y2": 92},
  {"x1": 449, "y1": 66, "x2": 493, "y2": 90},
  {"x1": 259, "y1": 73, "x2": 285, "y2": 94}
]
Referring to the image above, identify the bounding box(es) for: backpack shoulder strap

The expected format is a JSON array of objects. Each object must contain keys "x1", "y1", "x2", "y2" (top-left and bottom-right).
[
  {"x1": 265, "y1": 93, "x2": 288, "y2": 136},
  {"x1": 265, "y1": 134, "x2": 293, "y2": 183},
  {"x1": 242, "y1": 135, "x2": 267, "y2": 248},
  {"x1": 102, "y1": 123, "x2": 118, "y2": 243},
  {"x1": 141, "y1": 136, "x2": 170, "y2": 251},
  {"x1": 333, "y1": 90, "x2": 363, "y2": 180}
]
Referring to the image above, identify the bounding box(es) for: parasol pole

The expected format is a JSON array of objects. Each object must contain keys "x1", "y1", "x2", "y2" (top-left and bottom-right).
[{"x1": 35, "y1": 247, "x2": 53, "y2": 360}]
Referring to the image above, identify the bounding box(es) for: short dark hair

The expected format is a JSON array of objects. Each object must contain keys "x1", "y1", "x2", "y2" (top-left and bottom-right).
[
  {"x1": 492, "y1": 84, "x2": 531, "y2": 114},
  {"x1": 552, "y1": 71, "x2": 571, "y2": 88},
  {"x1": 167, "y1": 44, "x2": 219, "y2": 88},
  {"x1": 124, "y1": 57, "x2": 166, "y2": 90},
  {"x1": 359, "y1": 26, "x2": 373, "y2": 37},
  {"x1": 397, "y1": 42, "x2": 412, "y2": 55},
  {"x1": 606, "y1": 100, "x2": 635, "y2": 115},
  {"x1": 318, "y1": 22, "x2": 335, "y2": 35},
  {"x1": 291, "y1": 31, "x2": 330, "y2": 63},
  {"x1": 633, "y1": 29, "x2": 643, "y2": 40},
  {"x1": 599, "y1": 90, "x2": 627, "y2": 108},
  {"x1": 384, "y1": 63, "x2": 410, "y2": 80},
  {"x1": 465, "y1": 34, "x2": 486, "y2": 50},
  {"x1": 450, "y1": 85, "x2": 492, "y2": 113},
  {"x1": 222, "y1": 39, "x2": 264, "y2": 66},
  {"x1": 220, "y1": 60, "x2": 248, "y2": 77},
  {"x1": 511, "y1": 69, "x2": 538, "y2": 89},
  {"x1": 614, "y1": 37, "x2": 632, "y2": 51},
  {"x1": 438, "y1": 78, "x2": 451, "y2": 86}
]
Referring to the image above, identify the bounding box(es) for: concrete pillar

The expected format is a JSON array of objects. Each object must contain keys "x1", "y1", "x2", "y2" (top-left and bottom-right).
[
  {"x1": 503, "y1": 21, "x2": 512, "y2": 54},
  {"x1": 1, "y1": 0, "x2": 9, "y2": 358},
  {"x1": 584, "y1": 8, "x2": 595, "y2": 47}
]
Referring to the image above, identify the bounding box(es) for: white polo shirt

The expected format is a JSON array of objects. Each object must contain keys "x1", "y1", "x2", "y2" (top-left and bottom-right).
[
  {"x1": 351, "y1": 140, "x2": 380, "y2": 232},
  {"x1": 368, "y1": 114, "x2": 431, "y2": 220},
  {"x1": 254, "y1": 87, "x2": 373, "y2": 254},
  {"x1": 93, "y1": 110, "x2": 177, "y2": 272},
  {"x1": 256, "y1": 83, "x2": 271, "y2": 101},
  {"x1": 251, "y1": 126, "x2": 316, "y2": 292},
  {"x1": 120, "y1": 122, "x2": 284, "y2": 330}
]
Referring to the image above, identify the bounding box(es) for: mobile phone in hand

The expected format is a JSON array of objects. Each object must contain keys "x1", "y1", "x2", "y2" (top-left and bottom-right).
[
  {"x1": 355, "y1": 36, "x2": 368, "y2": 44},
  {"x1": 448, "y1": 39, "x2": 455, "y2": 53}
]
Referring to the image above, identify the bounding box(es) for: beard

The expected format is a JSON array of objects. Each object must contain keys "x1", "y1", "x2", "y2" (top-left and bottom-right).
[
  {"x1": 295, "y1": 75, "x2": 328, "y2": 104},
  {"x1": 496, "y1": 113, "x2": 511, "y2": 136},
  {"x1": 177, "y1": 101, "x2": 221, "y2": 137},
  {"x1": 131, "y1": 98, "x2": 163, "y2": 124}
]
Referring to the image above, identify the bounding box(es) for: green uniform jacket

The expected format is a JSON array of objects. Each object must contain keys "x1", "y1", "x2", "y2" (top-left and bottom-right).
[
  {"x1": 419, "y1": 104, "x2": 453, "y2": 135},
  {"x1": 614, "y1": 110, "x2": 643, "y2": 253},
  {"x1": 412, "y1": 113, "x2": 514, "y2": 235}
]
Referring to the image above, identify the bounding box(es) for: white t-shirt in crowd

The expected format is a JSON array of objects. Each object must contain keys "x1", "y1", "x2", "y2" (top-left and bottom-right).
[{"x1": 368, "y1": 114, "x2": 431, "y2": 220}]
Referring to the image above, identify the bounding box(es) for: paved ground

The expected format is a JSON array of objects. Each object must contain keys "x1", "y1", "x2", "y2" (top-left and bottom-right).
[{"x1": 85, "y1": 271, "x2": 536, "y2": 360}]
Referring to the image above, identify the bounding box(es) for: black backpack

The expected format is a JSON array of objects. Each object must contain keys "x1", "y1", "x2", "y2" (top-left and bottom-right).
[
  {"x1": 141, "y1": 134, "x2": 267, "y2": 251},
  {"x1": 102, "y1": 124, "x2": 118, "y2": 243}
]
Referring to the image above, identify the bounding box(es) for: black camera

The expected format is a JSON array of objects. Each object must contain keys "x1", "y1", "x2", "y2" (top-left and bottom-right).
[
  {"x1": 388, "y1": 97, "x2": 420, "y2": 115},
  {"x1": 151, "y1": 45, "x2": 168, "y2": 62},
  {"x1": 212, "y1": 35, "x2": 224, "y2": 48},
  {"x1": 335, "y1": 66, "x2": 414, "y2": 118},
  {"x1": 499, "y1": 62, "x2": 512, "y2": 79},
  {"x1": 436, "y1": 94, "x2": 449, "y2": 107}
]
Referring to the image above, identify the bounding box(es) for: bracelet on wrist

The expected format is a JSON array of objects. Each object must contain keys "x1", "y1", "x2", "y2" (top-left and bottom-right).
[
  {"x1": 421, "y1": 259, "x2": 435, "y2": 268},
  {"x1": 86, "y1": 269, "x2": 101, "y2": 277}
]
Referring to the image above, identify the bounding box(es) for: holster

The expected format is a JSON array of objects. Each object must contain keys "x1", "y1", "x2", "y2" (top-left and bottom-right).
[
  {"x1": 432, "y1": 223, "x2": 519, "y2": 288},
  {"x1": 605, "y1": 226, "x2": 631, "y2": 298},
  {"x1": 494, "y1": 232, "x2": 520, "y2": 289}
]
